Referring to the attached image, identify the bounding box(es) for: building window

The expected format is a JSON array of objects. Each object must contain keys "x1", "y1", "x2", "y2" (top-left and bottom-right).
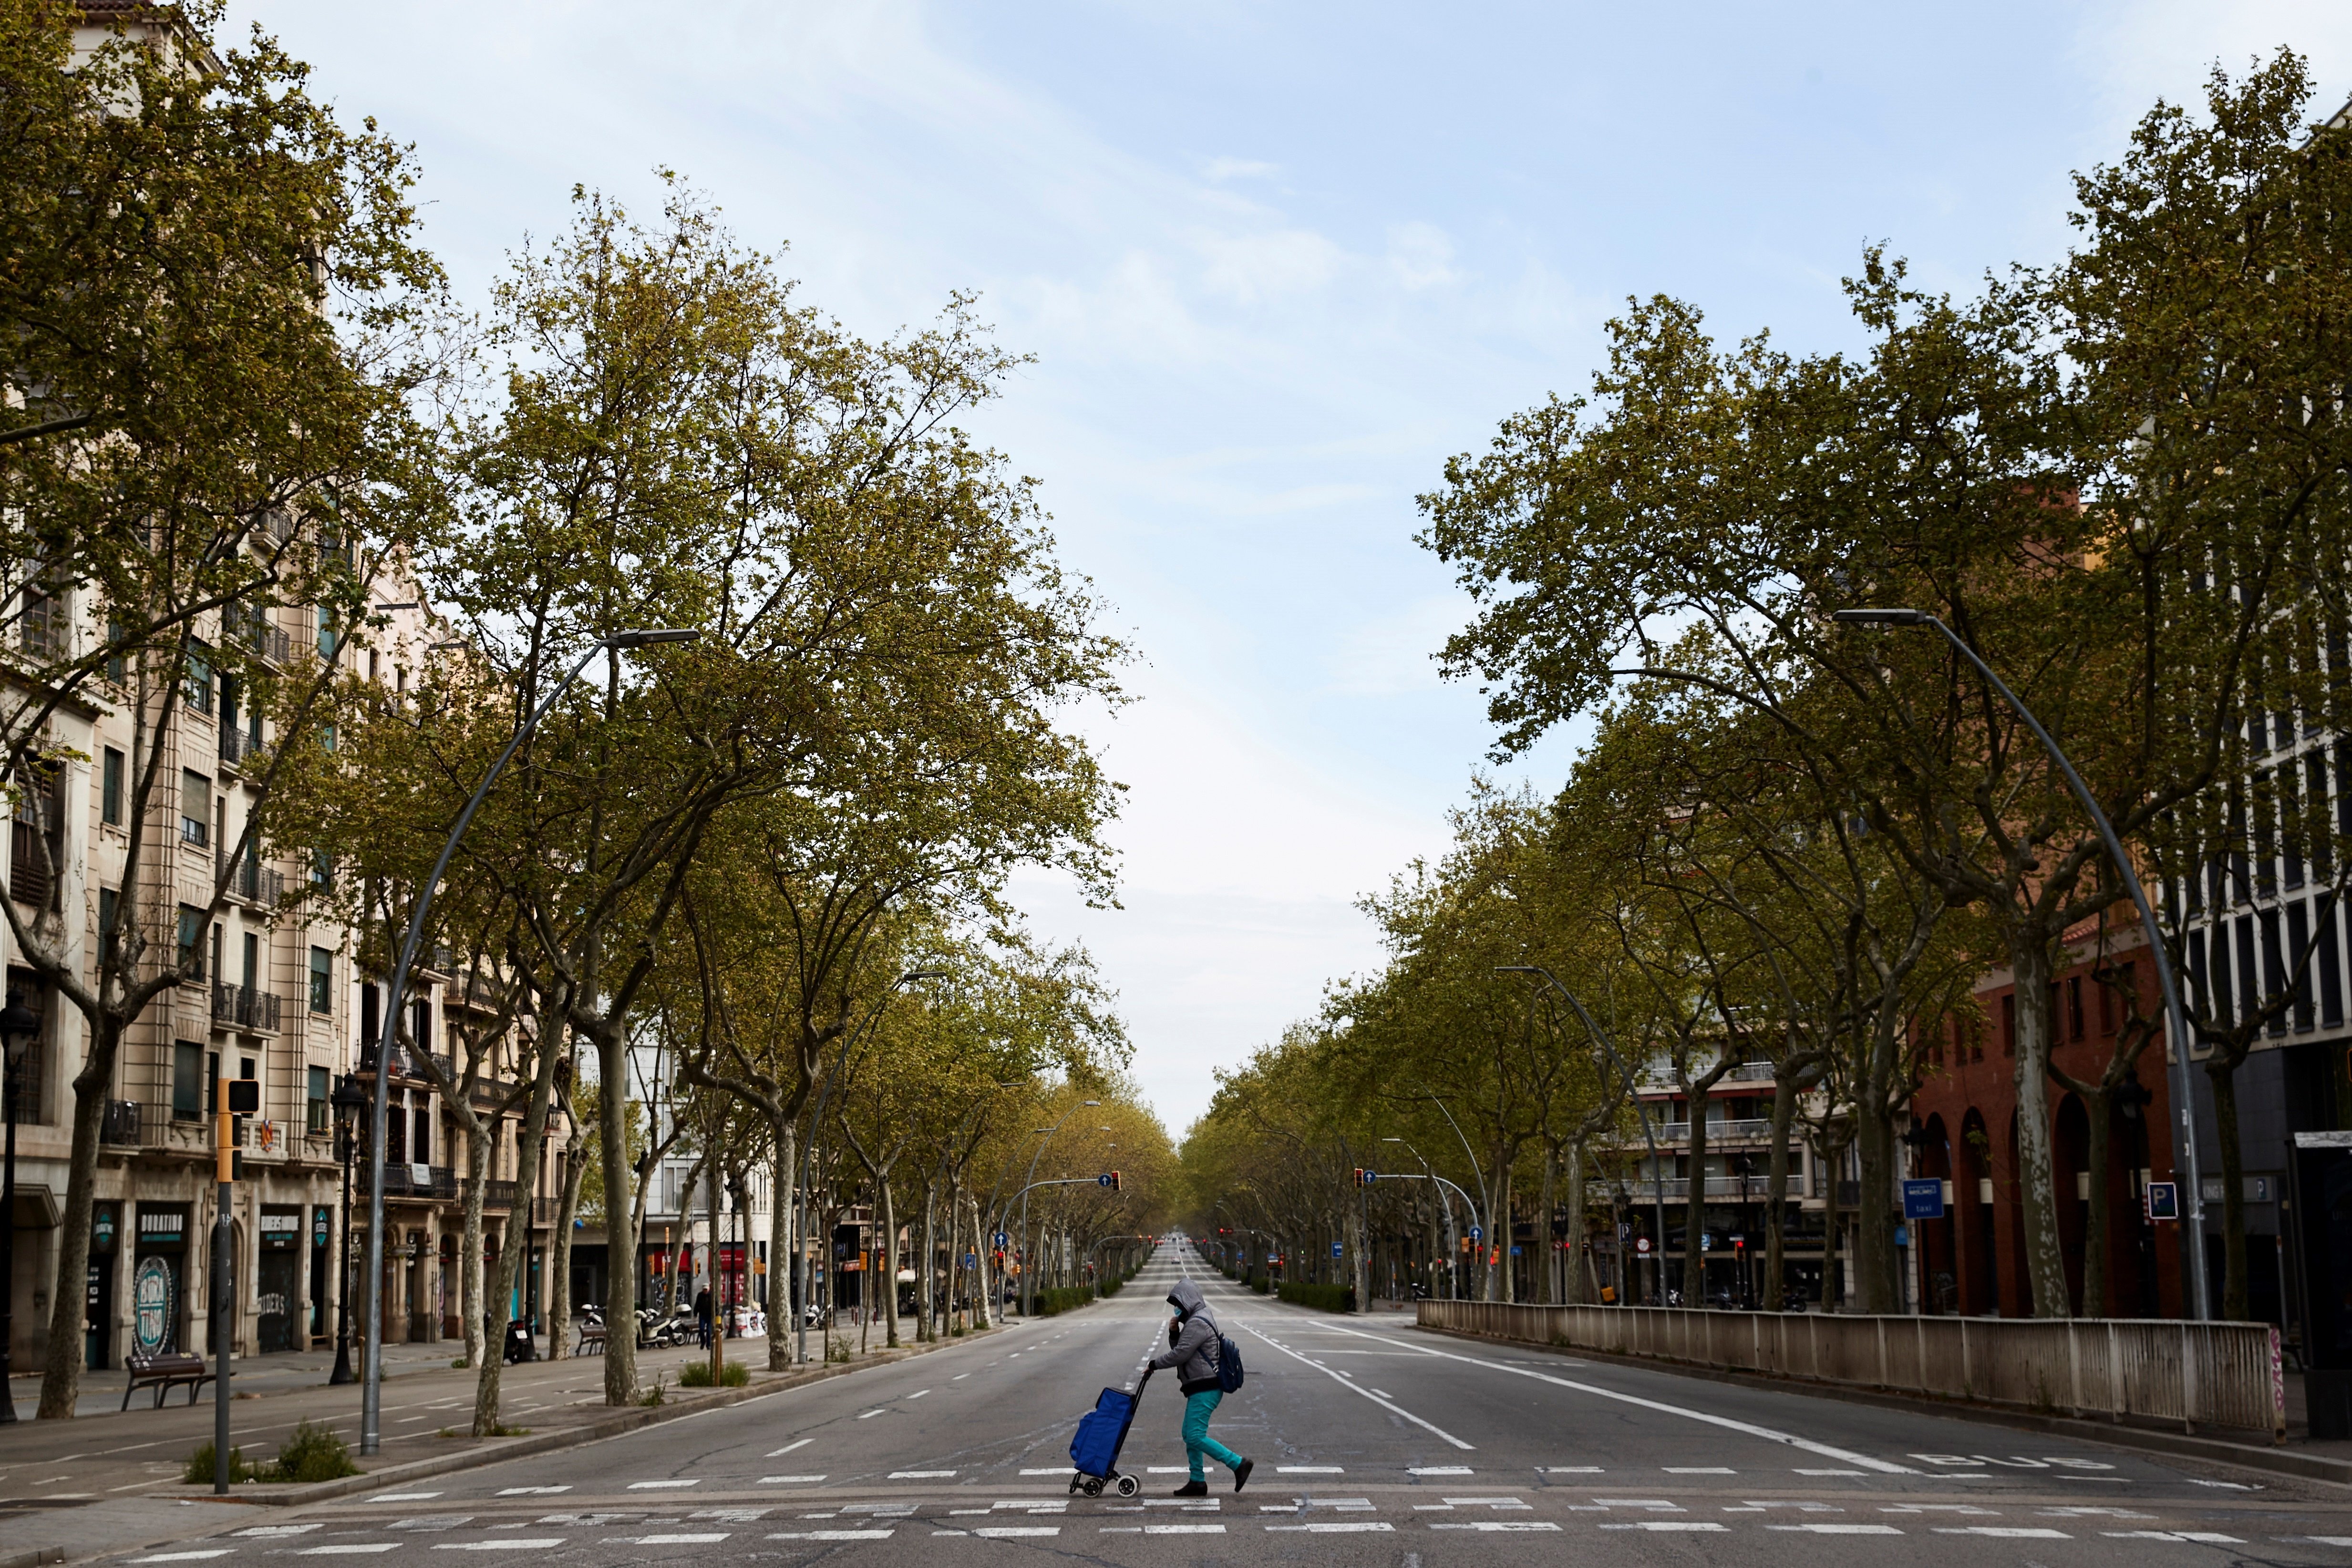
[
  {"x1": 316, "y1": 606, "x2": 337, "y2": 658},
  {"x1": 172, "y1": 1041, "x2": 204, "y2": 1119},
  {"x1": 98, "y1": 886, "x2": 118, "y2": 942},
  {"x1": 104, "y1": 618, "x2": 127, "y2": 684},
  {"x1": 309, "y1": 947, "x2": 332, "y2": 1014},
  {"x1": 307, "y1": 1065, "x2": 329, "y2": 1135},
  {"x1": 180, "y1": 770, "x2": 209, "y2": 846},
  {"x1": 20, "y1": 578, "x2": 65, "y2": 660},
  {"x1": 184, "y1": 640, "x2": 214, "y2": 714},
  {"x1": 102, "y1": 747, "x2": 124, "y2": 825},
  {"x1": 412, "y1": 1105, "x2": 431, "y2": 1166},
  {"x1": 2001, "y1": 993, "x2": 2016, "y2": 1057},
  {"x1": 177, "y1": 905, "x2": 208, "y2": 980},
  {"x1": 310, "y1": 848, "x2": 331, "y2": 891}
]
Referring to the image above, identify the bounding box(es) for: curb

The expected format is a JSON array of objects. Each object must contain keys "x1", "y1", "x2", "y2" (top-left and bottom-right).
[
  {"x1": 1416, "y1": 1323, "x2": 2352, "y2": 1488},
  {"x1": 159, "y1": 1324, "x2": 1007, "y2": 1509},
  {"x1": 1, "y1": 1551, "x2": 67, "y2": 1568}
]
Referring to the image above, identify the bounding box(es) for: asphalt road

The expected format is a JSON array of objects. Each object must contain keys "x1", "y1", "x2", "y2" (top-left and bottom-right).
[{"x1": 83, "y1": 1238, "x2": 2352, "y2": 1565}]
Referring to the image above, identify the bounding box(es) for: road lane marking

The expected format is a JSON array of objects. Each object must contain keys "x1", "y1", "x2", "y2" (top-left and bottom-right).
[
  {"x1": 1316, "y1": 1321, "x2": 1913, "y2": 1474},
  {"x1": 972, "y1": 1527, "x2": 1058, "y2": 1538},
  {"x1": 1545, "y1": 1467, "x2": 1604, "y2": 1473},
  {"x1": 1018, "y1": 1469, "x2": 1067, "y2": 1475},
  {"x1": 1431, "y1": 1523, "x2": 1560, "y2": 1532},
  {"x1": 856, "y1": 1409, "x2": 887, "y2": 1419},
  {"x1": 1934, "y1": 1527, "x2": 2071, "y2": 1538},
  {"x1": 1769, "y1": 1525, "x2": 1903, "y2": 1535},
  {"x1": 497, "y1": 1487, "x2": 569, "y2": 1496},
  {"x1": 376, "y1": 1493, "x2": 444, "y2": 1502},
  {"x1": 619, "y1": 1535, "x2": 727, "y2": 1545},
  {"x1": 1594, "y1": 1500, "x2": 1682, "y2": 1511},
  {"x1": 1276, "y1": 1466, "x2": 1343, "y2": 1473},
  {"x1": 907, "y1": 1390, "x2": 929, "y2": 1400},
  {"x1": 2103, "y1": 1533, "x2": 2242, "y2": 1543},
  {"x1": 1665, "y1": 1467, "x2": 1733, "y2": 1474},
  {"x1": 626, "y1": 1480, "x2": 699, "y2": 1489},
  {"x1": 888, "y1": 1470, "x2": 955, "y2": 1478},
  {"x1": 235, "y1": 1526, "x2": 321, "y2": 1537},
  {"x1": 1407, "y1": 1466, "x2": 1472, "y2": 1475},
  {"x1": 1239, "y1": 1324, "x2": 1472, "y2": 1450},
  {"x1": 1602, "y1": 1522, "x2": 1726, "y2": 1532},
  {"x1": 952, "y1": 1374, "x2": 970, "y2": 1380},
  {"x1": 296, "y1": 1547, "x2": 400, "y2": 1556},
  {"x1": 1265, "y1": 1523, "x2": 1393, "y2": 1533},
  {"x1": 766, "y1": 1440, "x2": 813, "y2": 1457},
  {"x1": 132, "y1": 1555, "x2": 234, "y2": 1563},
  {"x1": 757, "y1": 1475, "x2": 825, "y2": 1484},
  {"x1": 766, "y1": 1531, "x2": 891, "y2": 1541},
  {"x1": 1794, "y1": 1469, "x2": 1863, "y2": 1476},
  {"x1": 1145, "y1": 1525, "x2": 1224, "y2": 1535},
  {"x1": 431, "y1": 1542, "x2": 567, "y2": 1551}
]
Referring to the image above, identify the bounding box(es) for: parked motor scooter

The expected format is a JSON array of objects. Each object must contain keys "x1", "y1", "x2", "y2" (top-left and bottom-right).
[{"x1": 502, "y1": 1319, "x2": 536, "y2": 1364}]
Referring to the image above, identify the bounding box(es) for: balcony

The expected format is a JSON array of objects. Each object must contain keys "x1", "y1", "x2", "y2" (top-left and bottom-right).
[
  {"x1": 1615, "y1": 1176, "x2": 1772, "y2": 1201},
  {"x1": 1657, "y1": 1118, "x2": 1773, "y2": 1143},
  {"x1": 218, "y1": 725, "x2": 265, "y2": 767},
  {"x1": 101, "y1": 1100, "x2": 141, "y2": 1146},
  {"x1": 212, "y1": 982, "x2": 283, "y2": 1033},
  {"x1": 484, "y1": 1179, "x2": 518, "y2": 1211},
  {"x1": 1726, "y1": 1061, "x2": 1776, "y2": 1082},
  {"x1": 220, "y1": 852, "x2": 285, "y2": 905},
  {"x1": 360, "y1": 1163, "x2": 457, "y2": 1200}
]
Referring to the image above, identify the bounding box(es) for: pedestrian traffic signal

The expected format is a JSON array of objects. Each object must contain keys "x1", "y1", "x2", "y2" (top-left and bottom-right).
[{"x1": 1108, "y1": 1170, "x2": 1122, "y2": 1191}]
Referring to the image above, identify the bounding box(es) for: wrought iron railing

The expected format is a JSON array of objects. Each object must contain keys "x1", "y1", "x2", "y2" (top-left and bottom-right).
[{"x1": 212, "y1": 982, "x2": 283, "y2": 1033}]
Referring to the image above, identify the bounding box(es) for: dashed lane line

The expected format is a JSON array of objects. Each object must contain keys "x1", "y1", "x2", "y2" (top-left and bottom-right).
[
  {"x1": 1238, "y1": 1324, "x2": 1473, "y2": 1452},
  {"x1": 429, "y1": 1542, "x2": 567, "y2": 1551},
  {"x1": 766, "y1": 1439, "x2": 812, "y2": 1457},
  {"x1": 1311, "y1": 1320, "x2": 1914, "y2": 1475}
]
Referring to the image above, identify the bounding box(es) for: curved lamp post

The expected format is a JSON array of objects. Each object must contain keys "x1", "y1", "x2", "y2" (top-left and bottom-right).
[
  {"x1": 360, "y1": 627, "x2": 699, "y2": 1455},
  {"x1": 1498, "y1": 965, "x2": 1672, "y2": 1307},
  {"x1": 328, "y1": 1072, "x2": 366, "y2": 1384},
  {"x1": 1834, "y1": 606, "x2": 2208, "y2": 1320}
]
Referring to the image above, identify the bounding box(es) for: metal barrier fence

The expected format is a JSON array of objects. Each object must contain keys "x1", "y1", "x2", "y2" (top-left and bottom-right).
[{"x1": 1416, "y1": 1299, "x2": 2286, "y2": 1439}]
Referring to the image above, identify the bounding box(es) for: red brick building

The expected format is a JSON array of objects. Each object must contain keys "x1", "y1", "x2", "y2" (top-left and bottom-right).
[{"x1": 1907, "y1": 921, "x2": 2187, "y2": 1319}]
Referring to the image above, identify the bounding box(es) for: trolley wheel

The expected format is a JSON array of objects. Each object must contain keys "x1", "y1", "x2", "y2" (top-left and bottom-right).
[
  {"x1": 1114, "y1": 1474, "x2": 1140, "y2": 1498},
  {"x1": 1081, "y1": 1477, "x2": 1104, "y2": 1498}
]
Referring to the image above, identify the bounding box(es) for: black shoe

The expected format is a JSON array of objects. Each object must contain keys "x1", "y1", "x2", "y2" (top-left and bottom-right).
[
  {"x1": 1233, "y1": 1457, "x2": 1253, "y2": 1493},
  {"x1": 1172, "y1": 1480, "x2": 1209, "y2": 1498}
]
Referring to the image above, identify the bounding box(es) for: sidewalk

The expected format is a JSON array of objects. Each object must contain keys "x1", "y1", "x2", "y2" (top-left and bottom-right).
[{"x1": 0, "y1": 1320, "x2": 1004, "y2": 1564}]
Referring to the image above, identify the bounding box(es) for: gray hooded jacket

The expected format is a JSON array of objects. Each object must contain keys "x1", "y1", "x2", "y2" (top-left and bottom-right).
[{"x1": 1147, "y1": 1279, "x2": 1223, "y2": 1394}]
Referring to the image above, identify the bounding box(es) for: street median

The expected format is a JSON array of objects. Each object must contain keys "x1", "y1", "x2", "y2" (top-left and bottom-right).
[{"x1": 1417, "y1": 1299, "x2": 2284, "y2": 1440}]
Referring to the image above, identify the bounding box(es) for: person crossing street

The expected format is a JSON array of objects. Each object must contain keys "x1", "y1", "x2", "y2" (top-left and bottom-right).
[{"x1": 1143, "y1": 1278, "x2": 1252, "y2": 1496}]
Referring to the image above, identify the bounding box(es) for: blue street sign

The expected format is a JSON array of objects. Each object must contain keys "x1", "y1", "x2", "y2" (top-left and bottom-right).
[
  {"x1": 1468, "y1": 1226, "x2": 1483, "y2": 1242},
  {"x1": 1331, "y1": 1242, "x2": 1342, "y2": 1259},
  {"x1": 2145, "y1": 1181, "x2": 2179, "y2": 1221},
  {"x1": 993, "y1": 1232, "x2": 1009, "y2": 1246},
  {"x1": 1097, "y1": 1173, "x2": 1114, "y2": 1187},
  {"x1": 1902, "y1": 1177, "x2": 1946, "y2": 1220},
  {"x1": 1509, "y1": 1246, "x2": 1522, "y2": 1257},
  {"x1": 1700, "y1": 1232, "x2": 1712, "y2": 1250},
  {"x1": 1894, "y1": 1225, "x2": 1910, "y2": 1248},
  {"x1": 1268, "y1": 1252, "x2": 1279, "y2": 1263}
]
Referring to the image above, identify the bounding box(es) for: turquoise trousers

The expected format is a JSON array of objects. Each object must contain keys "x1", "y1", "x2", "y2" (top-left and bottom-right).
[{"x1": 1182, "y1": 1389, "x2": 1243, "y2": 1481}]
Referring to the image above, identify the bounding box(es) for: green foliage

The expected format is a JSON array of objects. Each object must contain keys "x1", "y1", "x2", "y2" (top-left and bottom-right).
[
  {"x1": 678, "y1": 1359, "x2": 751, "y2": 1388},
  {"x1": 1251, "y1": 1277, "x2": 1269, "y2": 1295},
  {"x1": 638, "y1": 1376, "x2": 666, "y2": 1407},
  {"x1": 275, "y1": 1420, "x2": 360, "y2": 1483},
  {"x1": 1034, "y1": 1286, "x2": 1096, "y2": 1316},
  {"x1": 1278, "y1": 1282, "x2": 1355, "y2": 1313},
  {"x1": 184, "y1": 1442, "x2": 255, "y2": 1485}
]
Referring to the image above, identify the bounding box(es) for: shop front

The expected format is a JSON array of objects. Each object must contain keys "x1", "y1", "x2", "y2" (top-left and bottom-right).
[
  {"x1": 257, "y1": 1207, "x2": 303, "y2": 1352},
  {"x1": 85, "y1": 1201, "x2": 119, "y2": 1370},
  {"x1": 132, "y1": 1203, "x2": 190, "y2": 1356}
]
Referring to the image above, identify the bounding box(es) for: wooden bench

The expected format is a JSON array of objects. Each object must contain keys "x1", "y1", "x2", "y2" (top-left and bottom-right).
[
  {"x1": 122, "y1": 1351, "x2": 213, "y2": 1410},
  {"x1": 574, "y1": 1320, "x2": 605, "y2": 1356}
]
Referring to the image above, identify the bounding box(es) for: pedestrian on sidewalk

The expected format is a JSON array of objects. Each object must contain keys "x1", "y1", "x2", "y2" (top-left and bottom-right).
[
  {"x1": 1144, "y1": 1278, "x2": 1252, "y2": 1496},
  {"x1": 693, "y1": 1285, "x2": 713, "y2": 1350}
]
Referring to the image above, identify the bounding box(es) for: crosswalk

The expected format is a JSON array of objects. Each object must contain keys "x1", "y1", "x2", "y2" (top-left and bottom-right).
[{"x1": 116, "y1": 1494, "x2": 2352, "y2": 1558}]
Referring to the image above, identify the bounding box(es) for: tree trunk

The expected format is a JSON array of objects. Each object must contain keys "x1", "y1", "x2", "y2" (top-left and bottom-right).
[
  {"x1": 477, "y1": 1025, "x2": 564, "y2": 1435},
  {"x1": 969, "y1": 1195, "x2": 989, "y2": 1329},
  {"x1": 770, "y1": 1122, "x2": 795, "y2": 1368},
  {"x1": 1537, "y1": 1148, "x2": 1558, "y2": 1305},
  {"x1": 879, "y1": 1176, "x2": 900, "y2": 1347},
  {"x1": 1687, "y1": 1098, "x2": 1710, "y2": 1306},
  {"x1": 35, "y1": 1016, "x2": 118, "y2": 1419},
  {"x1": 549, "y1": 1129, "x2": 586, "y2": 1359},
  {"x1": 2211, "y1": 1059, "x2": 2248, "y2": 1322},
  {"x1": 2009, "y1": 938, "x2": 2071, "y2": 1317},
  {"x1": 1562, "y1": 1144, "x2": 1588, "y2": 1305},
  {"x1": 1820, "y1": 1136, "x2": 1843, "y2": 1311},
  {"x1": 462, "y1": 1125, "x2": 489, "y2": 1369},
  {"x1": 919, "y1": 1181, "x2": 937, "y2": 1341},
  {"x1": 705, "y1": 1160, "x2": 723, "y2": 1384},
  {"x1": 1854, "y1": 1081, "x2": 1900, "y2": 1314},
  {"x1": 1765, "y1": 1068, "x2": 1798, "y2": 1311},
  {"x1": 595, "y1": 1021, "x2": 639, "y2": 1403}
]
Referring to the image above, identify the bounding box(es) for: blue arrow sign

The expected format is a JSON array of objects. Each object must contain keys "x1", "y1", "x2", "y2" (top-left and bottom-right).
[
  {"x1": 993, "y1": 1232, "x2": 1008, "y2": 1247},
  {"x1": 1097, "y1": 1173, "x2": 1114, "y2": 1187},
  {"x1": 1468, "y1": 1226, "x2": 1483, "y2": 1242}
]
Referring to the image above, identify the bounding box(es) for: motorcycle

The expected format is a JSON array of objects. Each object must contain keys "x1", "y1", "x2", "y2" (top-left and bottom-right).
[{"x1": 502, "y1": 1318, "x2": 537, "y2": 1364}]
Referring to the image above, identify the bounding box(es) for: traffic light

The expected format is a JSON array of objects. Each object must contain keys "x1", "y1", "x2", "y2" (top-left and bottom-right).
[{"x1": 1109, "y1": 1170, "x2": 1122, "y2": 1192}]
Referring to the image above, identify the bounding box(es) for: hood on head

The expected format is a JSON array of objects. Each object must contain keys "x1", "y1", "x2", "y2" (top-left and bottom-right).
[{"x1": 1166, "y1": 1279, "x2": 1207, "y2": 1318}]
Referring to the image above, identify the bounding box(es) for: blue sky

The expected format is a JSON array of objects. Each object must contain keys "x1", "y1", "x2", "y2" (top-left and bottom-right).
[{"x1": 242, "y1": 1, "x2": 2351, "y2": 1135}]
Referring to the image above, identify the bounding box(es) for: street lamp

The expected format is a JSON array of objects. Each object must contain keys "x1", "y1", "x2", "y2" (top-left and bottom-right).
[
  {"x1": 328, "y1": 1072, "x2": 366, "y2": 1384},
  {"x1": 1497, "y1": 966, "x2": 1671, "y2": 1307},
  {"x1": 1833, "y1": 606, "x2": 2209, "y2": 1320},
  {"x1": 1019, "y1": 1100, "x2": 1099, "y2": 1318},
  {"x1": 0, "y1": 990, "x2": 40, "y2": 1425},
  {"x1": 1382, "y1": 1137, "x2": 1469, "y2": 1300},
  {"x1": 361, "y1": 627, "x2": 701, "y2": 1454}
]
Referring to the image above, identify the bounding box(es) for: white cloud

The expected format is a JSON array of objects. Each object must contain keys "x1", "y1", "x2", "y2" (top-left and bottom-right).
[
  {"x1": 1204, "y1": 156, "x2": 1279, "y2": 182},
  {"x1": 1191, "y1": 225, "x2": 1346, "y2": 304},
  {"x1": 1386, "y1": 220, "x2": 1460, "y2": 290}
]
